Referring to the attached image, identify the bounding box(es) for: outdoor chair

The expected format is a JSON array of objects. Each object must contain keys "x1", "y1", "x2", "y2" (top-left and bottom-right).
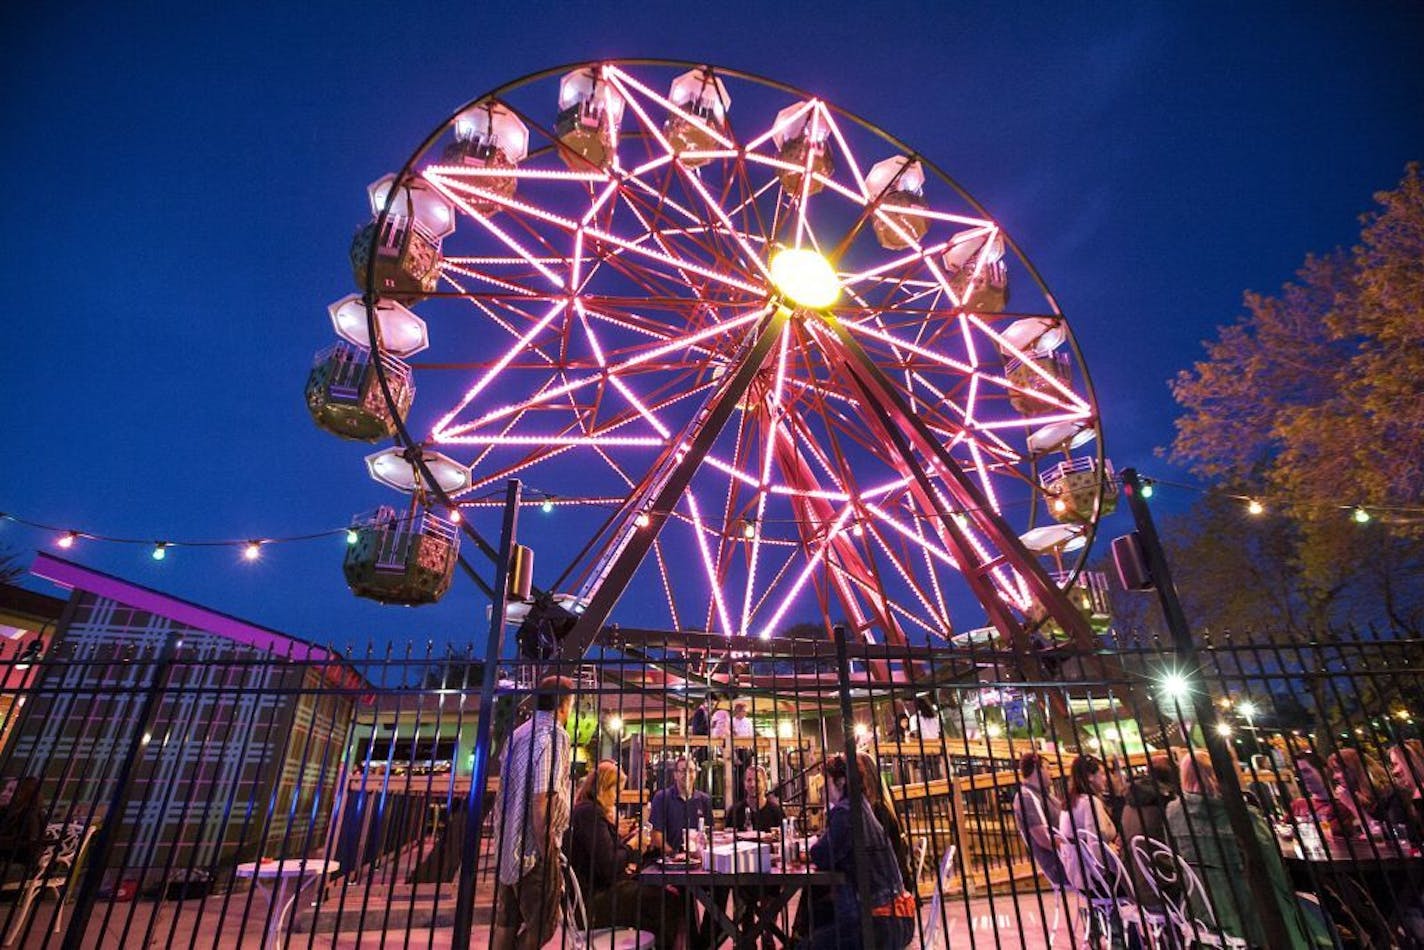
[
  {"x1": 915, "y1": 843, "x2": 956, "y2": 950},
  {"x1": 1062, "y1": 829, "x2": 1144, "y2": 950},
  {"x1": 1, "y1": 821, "x2": 99, "y2": 946},
  {"x1": 1129, "y1": 835, "x2": 1247, "y2": 950},
  {"x1": 558, "y1": 853, "x2": 656, "y2": 950}
]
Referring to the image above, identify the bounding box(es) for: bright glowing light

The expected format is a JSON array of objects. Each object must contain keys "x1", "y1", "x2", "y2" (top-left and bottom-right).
[
  {"x1": 152, "y1": 543, "x2": 168, "y2": 561},
  {"x1": 634, "y1": 512, "x2": 651, "y2": 528},
  {"x1": 1236, "y1": 700, "x2": 1258, "y2": 719},
  {"x1": 346, "y1": 528, "x2": 359, "y2": 545},
  {"x1": 1352, "y1": 506, "x2": 1371, "y2": 524},
  {"x1": 243, "y1": 542, "x2": 261, "y2": 561},
  {"x1": 1159, "y1": 671, "x2": 1191, "y2": 701},
  {"x1": 740, "y1": 520, "x2": 756, "y2": 540},
  {"x1": 1085, "y1": 736, "x2": 1101, "y2": 750},
  {"x1": 851, "y1": 522, "x2": 865, "y2": 537},
  {"x1": 449, "y1": 509, "x2": 462, "y2": 524},
  {"x1": 1247, "y1": 499, "x2": 1265, "y2": 516},
  {"x1": 777, "y1": 720, "x2": 795, "y2": 739},
  {"x1": 1215, "y1": 722, "x2": 1234, "y2": 737},
  {"x1": 852, "y1": 722, "x2": 869, "y2": 739},
  {"x1": 1052, "y1": 498, "x2": 1068, "y2": 514},
  {"x1": 769, "y1": 248, "x2": 840, "y2": 308},
  {"x1": 985, "y1": 722, "x2": 1004, "y2": 739},
  {"x1": 1140, "y1": 480, "x2": 1155, "y2": 499},
  {"x1": 541, "y1": 499, "x2": 555, "y2": 514},
  {"x1": 607, "y1": 715, "x2": 623, "y2": 734},
  {"x1": 56, "y1": 532, "x2": 77, "y2": 549}
]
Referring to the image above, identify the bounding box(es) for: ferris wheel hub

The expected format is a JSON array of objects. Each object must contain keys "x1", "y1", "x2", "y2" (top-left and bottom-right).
[{"x1": 768, "y1": 247, "x2": 840, "y2": 309}]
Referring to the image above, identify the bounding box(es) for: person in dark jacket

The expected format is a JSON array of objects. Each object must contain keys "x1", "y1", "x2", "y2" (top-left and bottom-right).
[
  {"x1": 1118, "y1": 753, "x2": 1176, "y2": 907},
  {"x1": 0, "y1": 778, "x2": 44, "y2": 868},
  {"x1": 805, "y1": 754, "x2": 913, "y2": 950},
  {"x1": 855, "y1": 753, "x2": 915, "y2": 894},
  {"x1": 565, "y1": 760, "x2": 681, "y2": 949}
]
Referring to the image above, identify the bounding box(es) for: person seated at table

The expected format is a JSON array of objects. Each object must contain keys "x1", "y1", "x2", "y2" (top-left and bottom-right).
[
  {"x1": 726, "y1": 764, "x2": 784, "y2": 833},
  {"x1": 649, "y1": 755, "x2": 715, "y2": 950},
  {"x1": 650, "y1": 755, "x2": 715, "y2": 857},
  {"x1": 1387, "y1": 743, "x2": 1424, "y2": 843},
  {"x1": 720, "y1": 765, "x2": 786, "y2": 950},
  {"x1": 1329, "y1": 748, "x2": 1391, "y2": 830},
  {"x1": 1166, "y1": 750, "x2": 1332, "y2": 949},
  {"x1": 1012, "y1": 751, "x2": 1068, "y2": 890},
  {"x1": 805, "y1": 754, "x2": 914, "y2": 950},
  {"x1": 566, "y1": 761, "x2": 682, "y2": 950},
  {"x1": 855, "y1": 753, "x2": 915, "y2": 894},
  {"x1": 1291, "y1": 751, "x2": 1356, "y2": 839},
  {"x1": 1056, "y1": 754, "x2": 1120, "y2": 895}
]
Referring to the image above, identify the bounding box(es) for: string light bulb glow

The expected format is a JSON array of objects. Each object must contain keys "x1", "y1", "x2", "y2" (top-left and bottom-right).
[
  {"x1": 768, "y1": 247, "x2": 840, "y2": 309},
  {"x1": 1159, "y1": 670, "x2": 1191, "y2": 701},
  {"x1": 1247, "y1": 499, "x2": 1264, "y2": 515},
  {"x1": 346, "y1": 528, "x2": 360, "y2": 545},
  {"x1": 152, "y1": 543, "x2": 168, "y2": 561},
  {"x1": 448, "y1": 509, "x2": 462, "y2": 524},
  {"x1": 1353, "y1": 506, "x2": 1371, "y2": 524},
  {"x1": 243, "y1": 541, "x2": 262, "y2": 561},
  {"x1": 634, "y1": 512, "x2": 651, "y2": 528},
  {"x1": 1215, "y1": 722, "x2": 1234, "y2": 737},
  {"x1": 56, "y1": 531, "x2": 78, "y2": 549},
  {"x1": 541, "y1": 499, "x2": 554, "y2": 514},
  {"x1": 1140, "y1": 480, "x2": 1155, "y2": 499}
]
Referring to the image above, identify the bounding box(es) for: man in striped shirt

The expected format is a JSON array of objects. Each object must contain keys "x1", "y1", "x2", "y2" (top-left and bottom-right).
[{"x1": 493, "y1": 675, "x2": 574, "y2": 950}]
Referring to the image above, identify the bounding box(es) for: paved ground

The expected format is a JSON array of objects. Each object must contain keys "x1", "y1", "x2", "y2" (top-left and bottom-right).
[{"x1": 1, "y1": 884, "x2": 1081, "y2": 949}]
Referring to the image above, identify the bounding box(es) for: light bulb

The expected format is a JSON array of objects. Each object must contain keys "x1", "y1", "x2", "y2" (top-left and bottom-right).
[
  {"x1": 449, "y1": 509, "x2": 462, "y2": 524},
  {"x1": 346, "y1": 528, "x2": 359, "y2": 545},
  {"x1": 243, "y1": 542, "x2": 261, "y2": 561},
  {"x1": 1247, "y1": 499, "x2": 1264, "y2": 515},
  {"x1": 1141, "y1": 481, "x2": 1155, "y2": 499},
  {"x1": 769, "y1": 248, "x2": 840, "y2": 309},
  {"x1": 634, "y1": 512, "x2": 651, "y2": 528},
  {"x1": 152, "y1": 543, "x2": 168, "y2": 561},
  {"x1": 542, "y1": 499, "x2": 554, "y2": 514},
  {"x1": 1352, "y1": 507, "x2": 1371, "y2": 524},
  {"x1": 57, "y1": 531, "x2": 77, "y2": 549}
]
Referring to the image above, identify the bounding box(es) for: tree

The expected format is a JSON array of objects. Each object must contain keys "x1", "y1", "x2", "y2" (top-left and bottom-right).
[{"x1": 1168, "y1": 163, "x2": 1424, "y2": 551}]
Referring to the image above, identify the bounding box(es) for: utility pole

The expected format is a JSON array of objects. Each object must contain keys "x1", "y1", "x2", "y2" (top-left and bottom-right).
[
  {"x1": 1121, "y1": 468, "x2": 1292, "y2": 948},
  {"x1": 452, "y1": 479, "x2": 521, "y2": 950}
]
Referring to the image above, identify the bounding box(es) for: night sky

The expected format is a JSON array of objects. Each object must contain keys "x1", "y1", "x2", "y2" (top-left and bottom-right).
[{"x1": 4, "y1": 2, "x2": 1422, "y2": 650}]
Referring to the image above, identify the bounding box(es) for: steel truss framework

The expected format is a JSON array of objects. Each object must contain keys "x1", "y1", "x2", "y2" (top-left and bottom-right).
[{"x1": 359, "y1": 60, "x2": 1110, "y2": 663}]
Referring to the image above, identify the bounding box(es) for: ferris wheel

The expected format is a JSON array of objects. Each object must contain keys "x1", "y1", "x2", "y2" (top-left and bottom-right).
[{"x1": 306, "y1": 60, "x2": 1116, "y2": 658}]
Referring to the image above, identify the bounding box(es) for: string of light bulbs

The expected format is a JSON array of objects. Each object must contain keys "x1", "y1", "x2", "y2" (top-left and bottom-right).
[{"x1": 1128, "y1": 475, "x2": 1424, "y2": 524}]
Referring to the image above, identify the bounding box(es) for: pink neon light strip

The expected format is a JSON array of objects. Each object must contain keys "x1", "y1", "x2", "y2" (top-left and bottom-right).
[{"x1": 432, "y1": 299, "x2": 569, "y2": 437}]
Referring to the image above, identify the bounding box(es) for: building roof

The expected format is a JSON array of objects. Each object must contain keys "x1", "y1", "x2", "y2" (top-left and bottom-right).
[{"x1": 30, "y1": 552, "x2": 348, "y2": 665}]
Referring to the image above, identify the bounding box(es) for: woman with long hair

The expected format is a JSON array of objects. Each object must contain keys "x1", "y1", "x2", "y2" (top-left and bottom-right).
[
  {"x1": 1167, "y1": 750, "x2": 1331, "y2": 948},
  {"x1": 1055, "y1": 754, "x2": 1117, "y2": 894},
  {"x1": 804, "y1": 754, "x2": 914, "y2": 950},
  {"x1": 565, "y1": 760, "x2": 681, "y2": 949},
  {"x1": 854, "y1": 752, "x2": 915, "y2": 892},
  {"x1": 1328, "y1": 747, "x2": 1390, "y2": 827}
]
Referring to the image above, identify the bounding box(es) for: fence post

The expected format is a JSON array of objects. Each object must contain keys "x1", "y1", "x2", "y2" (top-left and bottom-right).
[
  {"x1": 1121, "y1": 467, "x2": 1294, "y2": 948},
  {"x1": 60, "y1": 634, "x2": 179, "y2": 950},
  {"x1": 831, "y1": 625, "x2": 880, "y2": 949},
  {"x1": 451, "y1": 478, "x2": 521, "y2": 950}
]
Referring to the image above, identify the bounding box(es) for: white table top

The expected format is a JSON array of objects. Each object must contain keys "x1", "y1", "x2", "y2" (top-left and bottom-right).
[{"x1": 235, "y1": 859, "x2": 341, "y2": 879}]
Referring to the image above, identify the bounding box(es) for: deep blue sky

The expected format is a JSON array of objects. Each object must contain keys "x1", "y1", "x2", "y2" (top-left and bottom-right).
[{"x1": 4, "y1": 2, "x2": 1422, "y2": 650}]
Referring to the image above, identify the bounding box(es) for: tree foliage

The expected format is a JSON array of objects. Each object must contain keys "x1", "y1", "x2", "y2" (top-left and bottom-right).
[{"x1": 1168, "y1": 163, "x2": 1424, "y2": 536}]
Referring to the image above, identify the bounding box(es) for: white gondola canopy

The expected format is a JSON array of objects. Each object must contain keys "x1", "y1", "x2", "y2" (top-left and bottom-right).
[
  {"x1": 668, "y1": 69, "x2": 731, "y2": 122},
  {"x1": 365, "y1": 447, "x2": 471, "y2": 495},
  {"x1": 866, "y1": 156, "x2": 926, "y2": 198},
  {"x1": 558, "y1": 67, "x2": 626, "y2": 125},
  {"x1": 451, "y1": 101, "x2": 529, "y2": 164},
  {"x1": 328, "y1": 295, "x2": 429, "y2": 358},
  {"x1": 368, "y1": 175, "x2": 456, "y2": 239}
]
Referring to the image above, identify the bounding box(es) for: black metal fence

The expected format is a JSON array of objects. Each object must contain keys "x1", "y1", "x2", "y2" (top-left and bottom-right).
[{"x1": 0, "y1": 625, "x2": 1420, "y2": 949}]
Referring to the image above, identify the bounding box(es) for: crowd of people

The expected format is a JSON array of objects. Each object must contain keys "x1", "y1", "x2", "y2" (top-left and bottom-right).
[
  {"x1": 1011, "y1": 740, "x2": 1424, "y2": 949},
  {"x1": 493, "y1": 677, "x2": 1423, "y2": 950}
]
